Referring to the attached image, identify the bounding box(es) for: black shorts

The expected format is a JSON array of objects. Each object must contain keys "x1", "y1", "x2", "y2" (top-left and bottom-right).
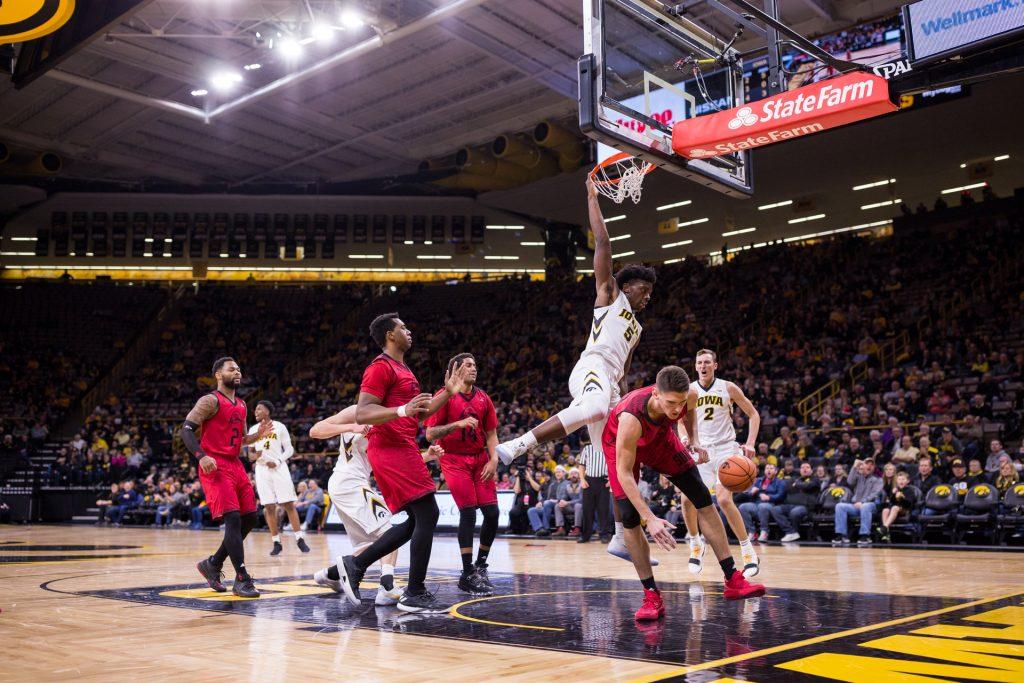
[{"x1": 617, "y1": 467, "x2": 713, "y2": 527}]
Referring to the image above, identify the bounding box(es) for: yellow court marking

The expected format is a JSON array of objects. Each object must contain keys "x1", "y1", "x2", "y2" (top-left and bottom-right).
[
  {"x1": 627, "y1": 590, "x2": 1024, "y2": 682},
  {"x1": 160, "y1": 579, "x2": 335, "y2": 601},
  {"x1": 448, "y1": 588, "x2": 775, "y2": 633}
]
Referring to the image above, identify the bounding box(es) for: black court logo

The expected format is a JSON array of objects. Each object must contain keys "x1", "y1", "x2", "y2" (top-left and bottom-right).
[{"x1": 0, "y1": 0, "x2": 75, "y2": 45}]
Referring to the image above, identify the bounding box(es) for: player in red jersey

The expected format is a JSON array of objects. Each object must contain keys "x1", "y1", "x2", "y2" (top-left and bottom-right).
[
  {"x1": 181, "y1": 357, "x2": 272, "y2": 598},
  {"x1": 338, "y1": 312, "x2": 470, "y2": 614},
  {"x1": 603, "y1": 365, "x2": 765, "y2": 621},
  {"x1": 425, "y1": 353, "x2": 499, "y2": 596}
]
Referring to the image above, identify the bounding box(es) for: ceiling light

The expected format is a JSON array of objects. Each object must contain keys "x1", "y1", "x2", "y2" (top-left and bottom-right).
[
  {"x1": 219, "y1": 253, "x2": 229, "y2": 258},
  {"x1": 209, "y1": 71, "x2": 242, "y2": 92},
  {"x1": 486, "y1": 225, "x2": 524, "y2": 230},
  {"x1": 10, "y1": 237, "x2": 37, "y2": 241},
  {"x1": 164, "y1": 238, "x2": 172, "y2": 242},
  {"x1": 144, "y1": 237, "x2": 154, "y2": 242},
  {"x1": 575, "y1": 256, "x2": 585, "y2": 260},
  {"x1": 609, "y1": 234, "x2": 630, "y2": 241},
  {"x1": 852, "y1": 178, "x2": 895, "y2": 191},
  {"x1": 994, "y1": 154, "x2": 1010, "y2": 161},
  {"x1": 403, "y1": 240, "x2": 414, "y2": 245},
  {"x1": 678, "y1": 217, "x2": 709, "y2": 227},
  {"x1": 612, "y1": 250, "x2": 635, "y2": 259},
  {"x1": 348, "y1": 254, "x2": 383, "y2": 259},
  {"x1": 861, "y1": 199, "x2": 901, "y2": 210},
  {"x1": 788, "y1": 214, "x2": 826, "y2": 224},
  {"x1": 941, "y1": 182, "x2": 987, "y2": 194},
  {"x1": 722, "y1": 227, "x2": 756, "y2": 237},
  {"x1": 417, "y1": 255, "x2": 452, "y2": 260},
  {"x1": 605, "y1": 215, "x2": 626, "y2": 223},
  {"x1": 340, "y1": 9, "x2": 365, "y2": 28},
  {"x1": 484, "y1": 256, "x2": 519, "y2": 260},
  {"x1": 758, "y1": 199, "x2": 793, "y2": 210},
  {"x1": 190, "y1": 88, "x2": 208, "y2": 97},
  {"x1": 278, "y1": 38, "x2": 303, "y2": 59},
  {"x1": 311, "y1": 24, "x2": 335, "y2": 42},
  {"x1": 521, "y1": 241, "x2": 544, "y2": 246},
  {"x1": 662, "y1": 239, "x2": 693, "y2": 248},
  {"x1": 959, "y1": 163, "x2": 967, "y2": 168},
  {"x1": 656, "y1": 200, "x2": 692, "y2": 211},
  {"x1": 664, "y1": 257, "x2": 685, "y2": 264},
  {"x1": 243, "y1": 63, "x2": 262, "y2": 71}
]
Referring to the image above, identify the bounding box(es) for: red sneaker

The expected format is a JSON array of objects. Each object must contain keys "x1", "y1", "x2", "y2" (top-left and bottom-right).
[
  {"x1": 635, "y1": 588, "x2": 665, "y2": 621},
  {"x1": 723, "y1": 570, "x2": 765, "y2": 600}
]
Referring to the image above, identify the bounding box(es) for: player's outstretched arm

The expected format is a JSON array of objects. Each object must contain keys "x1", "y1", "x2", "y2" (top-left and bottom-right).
[
  {"x1": 587, "y1": 177, "x2": 619, "y2": 307},
  {"x1": 617, "y1": 414, "x2": 676, "y2": 550},
  {"x1": 182, "y1": 394, "x2": 218, "y2": 473},
  {"x1": 423, "y1": 358, "x2": 472, "y2": 419},
  {"x1": 727, "y1": 382, "x2": 760, "y2": 457},
  {"x1": 309, "y1": 406, "x2": 366, "y2": 439}
]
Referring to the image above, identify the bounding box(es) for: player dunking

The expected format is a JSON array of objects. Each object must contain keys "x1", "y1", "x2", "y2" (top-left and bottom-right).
[
  {"x1": 337, "y1": 312, "x2": 470, "y2": 613},
  {"x1": 246, "y1": 400, "x2": 310, "y2": 556},
  {"x1": 310, "y1": 405, "x2": 443, "y2": 606},
  {"x1": 604, "y1": 366, "x2": 764, "y2": 621},
  {"x1": 681, "y1": 349, "x2": 762, "y2": 577},
  {"x1": 425, "y1": 353, "x2": 499, "y2": 596},
  {"x1": 183, "y1": 357, "x2": 272, "y2": 598},
  {"x1": 497, "y1": 177, "x2": 657, "y2": 563}
]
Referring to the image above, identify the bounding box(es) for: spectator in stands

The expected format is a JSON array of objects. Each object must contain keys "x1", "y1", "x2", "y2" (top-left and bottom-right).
[
  {"x1": 295, "y1": 479, "x2": 324, "y2": 531},
  {"x1": 881, "y1": 462, "x2": 897, "y2": 490},
  {"x1": 510, "y1": 466, "x2": 541, "y2": 534},
  {"x1": 832, "y1": 458, "x2": 882, "y2": 546},
  {"x1": 994, "y1": 459, "x2": 1020, "y2": 495},
  {"x1": 739, "y1": 463, "x2": 786, "y2": 542},
  {"x1": 986, "y1": 440, "x2": 1009, "y2": 473},
  {"x1": 829, "y1": 463, "x2": 848, "y2": 488},
  {"x1": 937, "y1": 428, "x2": 962, "y2": 459},
  {"x1": 891, "y1": 435, "x2": 919, "y2": 469},
  {"x1": 813, "y1": 464, "x2": 828, "y2": 490},
  {"x1": 154, "y1": 483, "x2": 177, "y2": 527},
  {"x1": 911, "y1": 456, "x2": 942, "y2": 494},
  {"x1": 772, "y1": 461, "x2": 820, "y2": 542},
  {"x1": 108, "y1": 480, "x2": 140, "y2": 526},
  {"x1": 95, "y1": 482, "x2": 120, "y2": 525},
  {"x1": 967, "y1": 458, "x2": 989, "y2": 485},
  {"x1": 530, "y1": 465, "x2": 568, "y2": 535},
  {"x1": 792, "y1": 431, "x2": 819, "y2": 463},
  {"x1": 947, "y1": 458, "x2": 971, "y2": 501},
  {"x1": 878, "y1": 470, "x2": 920, "y2": 543},
  {"x1": 188, "y1": 482, "x2": 209, "y2": 529},
  {"x1": 558, "y1": 468, "x2": 584, "y2": 537}
]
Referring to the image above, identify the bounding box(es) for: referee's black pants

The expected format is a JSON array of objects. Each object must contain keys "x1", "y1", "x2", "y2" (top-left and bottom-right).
[{"x1": 581, "y1": 475, "x2": 612, "y2": 539}]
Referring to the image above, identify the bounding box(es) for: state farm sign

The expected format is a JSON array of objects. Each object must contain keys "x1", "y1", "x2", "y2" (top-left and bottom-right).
[{"x1": 672, "y1": 72, "x2": 897, "y2": 159}]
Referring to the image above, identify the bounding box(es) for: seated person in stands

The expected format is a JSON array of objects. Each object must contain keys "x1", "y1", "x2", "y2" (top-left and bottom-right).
[
  {"x1": 993, "y1": 459, "x2": 1020, "y2": 495},
  {"x1": 947, "y1": 458, "x2": 972, "y2": 501},
  {"x1": 879, "y1": 470, "x2": 920, "y2": 542},
  {"x1": 772, "y1": 461, "x2": 820, "y2": 542},
  {"x1": 738, "y1": 463, "x2": 786, "y2": 542},
  {"x1": 910, "y1": 456, "x2": 942, "y2": 494},
  {"x1": 95, "y1": 482, "x2": 120, "y2": 525},
  {"x1": 559, "y1": 468, "x2": 584, "y2": 537},
  {"x1": 967, "y1": 458, "x2": 989, "y2": 485},
  {"x1": 832, "y1": 458, "x2": 882, "y2": 546},
  {"x1": 829, "y1": 463, "x2": 848, "y2": 488},
  {"x1": 108, "y1": 480, "x2": 141, "y2": 526},
  {"x1": 294, "y1": 479, "x2": 325, "y2": 531}
]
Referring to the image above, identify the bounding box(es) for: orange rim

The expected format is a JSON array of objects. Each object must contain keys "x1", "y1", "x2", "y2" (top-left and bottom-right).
[{"x1": 589, "y1": 152, "x2": 655, "y2": 185}]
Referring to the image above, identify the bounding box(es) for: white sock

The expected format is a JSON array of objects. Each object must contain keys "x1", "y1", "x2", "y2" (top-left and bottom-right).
[
  {"x1": 272, "y1": 535, "x2": 281, "y2": 543},
  {"x1": 520, "y1": 432, "x2": 538, "y2": 449},
  {"x1": 614, "y1": 521, "x2": 624, "y2": 538},
  {"x1": 688, "y1": 534, "x2": 700, "y2": 547},
  {"x1": 295, "y1": 530, "x2": 305, "y2": 540},
  {"x1": 380, "y1": 563, "x2": 395, "y2": 577},
  {"x1": 739, "y1": 537, "x2": 753, "y2": 550}
]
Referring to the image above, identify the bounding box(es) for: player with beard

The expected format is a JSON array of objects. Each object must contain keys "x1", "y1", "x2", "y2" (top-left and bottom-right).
[{"x1": 183, "y1": 357, "x2": 272, "y2": 598}]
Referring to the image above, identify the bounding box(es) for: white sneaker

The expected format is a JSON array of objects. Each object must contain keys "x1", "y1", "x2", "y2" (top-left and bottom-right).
[
  {"x1": 496, "y1": 438, "x2": 528, "y2": 466},
  {"x1": 757, "y1": 530, "x2": 769, "y2": 543},
  {"x1": 300, "y1": 522, "x2": 308, "y2": 531},
  {"x1": 313, "y1": 568, "x2": 342, "y2": 593},
  {"x1": 606, "y1": 534, "x2": 659, "y2": 566},
  {"x1": 780, "y1": 532, "x2": 800, "y2": 543},
  {"x1": 741, "y1": 544, "x2": 760, "y2": 578},
  {"x1": 375, "y1": 584, "x2": 401, "y2": 606},
  {"x1": 687, "y1": 537, "x2": 705, "y2": 575}
]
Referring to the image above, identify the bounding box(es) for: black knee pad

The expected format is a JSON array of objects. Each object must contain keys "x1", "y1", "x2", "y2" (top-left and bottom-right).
[
  {"x1": 617, "y1": 498, "x2": 642, "y2": 529},
  {"x1": 480, "y1": 504, "x2": 499, "y2": 521}
]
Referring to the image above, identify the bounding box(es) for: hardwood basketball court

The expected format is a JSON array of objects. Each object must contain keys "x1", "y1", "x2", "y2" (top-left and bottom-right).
[{"x1": 2, "y1": 525, "x2": 1022, "y2": 681}]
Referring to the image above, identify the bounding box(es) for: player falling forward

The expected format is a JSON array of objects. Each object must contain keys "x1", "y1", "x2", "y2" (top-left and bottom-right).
[
  {"x1": 604, "y1": 366, "x2": 765, "y2": 621},
  {"x1": 337, "y1": 312, "x2": 471, "y2": 613},
  {"x1": 183, "y1": 357, "x2": 272, "y2": 598},
  {"x1": 310, "y1": 405, "x2": 443, "y2": 606},
  {"x1": 247, "y1": 400, "x2": 310, "y2": 556},
  {"x1": 681, "y1": 349, "x2": 762, "y2": 577},
  {"x1": 425, "y1": 353, "x2": 500, "y2": 596},
  {"x1": 497, "y1": 177, "x2": 657, "y2": 563}
]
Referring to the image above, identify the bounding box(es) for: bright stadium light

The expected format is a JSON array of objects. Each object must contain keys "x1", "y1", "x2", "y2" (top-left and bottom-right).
[
  {"x1": 788, "y1": 214, "x2": 826, "y2": 224},
  {"x1": 243, "y1": 63, "x2": 262, "y2": 71},
  {"x1": 722, "y1": 227, "x2": 756, "y2": 237},
  {"x1": 311, "y1": 24, "x2": 336, "y2": 42},
  {"x1": 278, "y1": 37, "x2": 303, "y2": 59},
  {"x1": 209, "y1": 71, "x2": 242, "y2": 92},
  {"x1": 190, "y1": 88, "x2": 208, "y2": 97},
  {"x1": 340, "y1": 9, "x2": 365, "y2": 28}
]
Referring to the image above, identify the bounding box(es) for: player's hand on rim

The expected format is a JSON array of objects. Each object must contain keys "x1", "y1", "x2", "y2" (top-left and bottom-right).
[
  {"x1": 198, "y1": 454, "x2": 217, "y2": 474},
  {"x1": 586, "y1": 176, "x2": 598, "y2": 199},
  {"x1": 646, "y1": 516, "x2": 677, "y2": 551}
]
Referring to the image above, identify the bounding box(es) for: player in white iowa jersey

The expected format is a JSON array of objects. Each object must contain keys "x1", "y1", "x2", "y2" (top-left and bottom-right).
[
  {"x1": 246, "y1": 401, "x2": 309, "y2": 556},
  {"x1": 496, "y1": 177, "x2": 656, "y2": 563},
  {"x1": 310, "y1": 405, "x2": 443, "y2": 606},
  {"x1": 679, "y1": 348, "x2": 762, "y2": 578}
]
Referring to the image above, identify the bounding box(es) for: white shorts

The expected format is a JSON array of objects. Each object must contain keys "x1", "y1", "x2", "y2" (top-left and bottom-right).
[
  {"x1": 695, "y1": 442, "x2": 742, "y2": 492},
  {"x1": 254, "y1": 464, "x2": 297, "y2": 505},
  {"x1": 568, "y1": 354, "x2": 622, "y2": 446},
  {"x1": 328, "y1": 472, "x2": 392, "y2": 553}
]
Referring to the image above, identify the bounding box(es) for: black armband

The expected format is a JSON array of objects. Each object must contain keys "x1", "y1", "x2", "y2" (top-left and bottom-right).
[{"x1": 181, "y1": 420, "x2": 204, "y2": 457}]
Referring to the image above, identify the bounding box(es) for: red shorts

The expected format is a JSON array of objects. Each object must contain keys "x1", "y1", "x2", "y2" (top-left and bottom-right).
[
  {"x1": 367, "y1": 439, "x2": 436, "y2": 513},
  {"x1": 604, "y1": 441, "x2": 694, "y2": 500},
  {"x1": 198, "y1": 455, "x2": 256, "y2": 520},
  {"x1": 440, "y1": 451, "x2": 497, "y2": 510}
]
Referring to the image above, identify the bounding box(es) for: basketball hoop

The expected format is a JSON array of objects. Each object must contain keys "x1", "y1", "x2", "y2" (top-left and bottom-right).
[{"x1": 589, "y1": 152, "x2": 655, "y2": 204}]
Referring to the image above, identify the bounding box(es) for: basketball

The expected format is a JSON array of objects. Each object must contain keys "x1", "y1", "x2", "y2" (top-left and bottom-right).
[{"x1": 718, "y1": 454, "x2": 757, "y2": 492}]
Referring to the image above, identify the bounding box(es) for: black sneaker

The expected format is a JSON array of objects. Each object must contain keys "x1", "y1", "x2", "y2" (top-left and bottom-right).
[
  {"x1": 297, "y1": 538, "x2": 310, "y2": 553},
  {"x1": 232, "y1": 574, "x2": 260, "y2": 598},
  {"x1": 831, "y1": 536, "x2": 850, "y2": 546},
  {"x1": 474, "y1": 563, "x2": 496, "y2": 593},
  {"x1": 458, "y1": 569, "x2": 491, "y2": 596},
  {"x1": 577, "y1": 536, "x2": 591, "y2": 543},
  {"x1": 270, "y1": 541, "x2": 283, "y2": 556},
  {"x1": 339, "y1": 554, "x2": 364, "y2": 606},
  {"x1": 196, "y1": 557, "x2": 226, "y2": 592},
  {"x1": 536, "y1": 528, "x2": 551, "y2": 537},
  {"x1": 397, "y1": 590, "x2": 448, "y2": 614}
]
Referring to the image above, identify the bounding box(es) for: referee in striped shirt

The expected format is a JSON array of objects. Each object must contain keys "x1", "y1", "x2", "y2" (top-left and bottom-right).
[{"x1": 577, "y1": 440, "x2": 612, "y2": 543}]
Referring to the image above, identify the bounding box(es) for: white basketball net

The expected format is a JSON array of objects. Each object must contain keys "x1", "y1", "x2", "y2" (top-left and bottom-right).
[{"x1": 590, "y1": 154, "x2": 655, "y2": 204}]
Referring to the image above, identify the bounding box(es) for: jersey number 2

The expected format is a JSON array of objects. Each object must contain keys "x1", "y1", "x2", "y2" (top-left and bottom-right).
[{"x1": 703, "y1": 407, "x2": 714, "y2": 421}]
